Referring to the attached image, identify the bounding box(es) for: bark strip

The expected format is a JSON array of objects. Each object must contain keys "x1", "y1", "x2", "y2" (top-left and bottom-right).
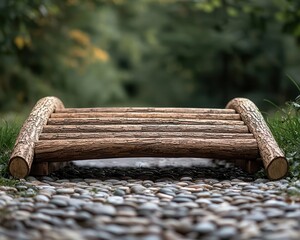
[
  {"x1": 47, "y1": 118, "x2": 244, "y2": 126},
  {"x1": 39, "y1": 132, "x2": 255, "y2": 140},
  {"x1": 42, "y1": 124, "x2": 249, "y2": 133},
  {"x1": 226, "y1": 98, "x2": 288, "y2": 180},
  {"x1": 56, "y1": 107, "x2": 236, "y2": 114},
  {"x1": 50, "y1": 112, "x2": 241, "y2": 120}
]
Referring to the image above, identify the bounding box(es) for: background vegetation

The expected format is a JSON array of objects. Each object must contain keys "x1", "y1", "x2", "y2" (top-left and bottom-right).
[{"x1": 1, "y1": 0, "x2": 300, "y2": 113}]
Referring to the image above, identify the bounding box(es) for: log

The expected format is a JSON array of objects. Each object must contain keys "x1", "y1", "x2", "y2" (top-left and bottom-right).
[
  {"x1": 35, "y1": 138, "x2": 259, "y2": 162},
  {"x1": 39, "y1": 132, "x2": 255, "y2": 140},
  {"x1": 47, "y1": 118, "x2": 245, "y2": 126},
  {"x1": 56, "y1": 107, "x2": 236, "y2": 114},
  {"x1": 226, "y1": 98, "x2": 288, "y2": 180},
  {"x1": 9, "y1": 97, "x2": 64, "y2": 178},
  {"x1": 50, "y1": 112, "x2": 241, "y2": 120},
  {"x1": 42, "y1": 124, "x2": 250, "y2": 133}
]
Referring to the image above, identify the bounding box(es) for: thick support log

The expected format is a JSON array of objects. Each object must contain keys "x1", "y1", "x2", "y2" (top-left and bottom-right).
[
  {"x1": 226, "y1": 98, "x2": 288, "y2": 180},
  {"x1": 9, "y1": 97, "x2": 64, "y2": 178},
  {"x1": 35, "y1": 138, "x2": 259, "y2": 162},
  {"x1": 51, "y1": 112, "x2": 241, "y2": 120},
  {"x1": 56, "y1": 107, "x2": 236, "y2": 114},
  {"x1": 39, "y1": 132, "x2": 255, "y2": 140},
  {"x1": 47, "y1": 118, "x2": 245, "y2": 126},
  {"x1": 42, "y1": 124, "x2": 249, "y2": 134}
]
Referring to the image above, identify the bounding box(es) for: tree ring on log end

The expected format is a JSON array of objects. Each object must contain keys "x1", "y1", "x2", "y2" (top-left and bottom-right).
[
  {"x1": 9, "y1": 157, "x2": 29, "y2": 179},
  {"x1": 266, "y1": 157, "x2": 288, "y2": 180}
]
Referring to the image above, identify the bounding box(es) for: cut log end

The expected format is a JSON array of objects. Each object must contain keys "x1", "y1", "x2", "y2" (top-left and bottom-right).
[
  {"x1": 9, "y1": 157, "x2": 29, "y2": 179},
  {"x1": 266, "y1": 157, "x2": 288, "y2": 180}
]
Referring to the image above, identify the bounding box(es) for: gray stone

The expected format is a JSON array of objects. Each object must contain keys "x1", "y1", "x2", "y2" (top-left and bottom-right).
[
  {"x1": 194, "y1": 222, "x2": 216, "y2": 234},
  {"x1": 38, "y1": 209, "x2": 66, "y2": 217},
  {"x1": 74, "y1": 211, "x2": 92, "y2": 221},
  {"x1": 244, "y1": 212, "x2": 267, "y2": 222},
  {"x1": 34, "y1": 195, "x2": 49, "y2": 203},
  {"x1": 196, "y1": 192, "x2": 211, "y2": 198},
  {"x1": 131, "y1": 185, "x2": 146, "y2": 194},
  {"x1": 50, "y1": 198, "x2": 68, "y2": 207},
  {"x1": 216, "y1": 226, "x2": 237, "y2": 238},
  {"x1": 139, "y1": 202, "x2": 160, "y2": 211},
  {"x1": 107, "y1": 196, "x2": 124, "y2": 205},
  {"x1": 113, "y1": 189, "x2": 126, "y2": 196},
  {"x1": 56, "y1": 188, "x2": 75, "y2": 194},
  {"x1": 172, "y1": 197, "x2": 192, "y2": 203},
  {"x1": 84, "y1": 204, "x2": 116, "y2": 216},
  {"x1": 264, "y1": 200, "x2": 287, "y2": 208}
]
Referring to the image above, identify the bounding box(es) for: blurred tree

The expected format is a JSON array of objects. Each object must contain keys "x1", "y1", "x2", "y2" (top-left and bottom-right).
[{"x1": 0, "y1": 0, "x2": 300, "y2": 112}]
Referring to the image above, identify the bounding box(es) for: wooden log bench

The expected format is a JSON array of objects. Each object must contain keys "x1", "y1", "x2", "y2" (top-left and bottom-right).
[{"x1": 8, "y1": 97, "x2": 288, "y2": 180}]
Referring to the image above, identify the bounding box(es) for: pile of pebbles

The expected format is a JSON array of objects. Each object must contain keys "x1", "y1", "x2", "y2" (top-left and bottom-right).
[{"x1": 0, "y1": 162, "x2": 299, "y2": 240}]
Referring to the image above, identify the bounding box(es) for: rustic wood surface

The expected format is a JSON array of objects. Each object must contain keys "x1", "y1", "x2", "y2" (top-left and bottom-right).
[
  {"x1": 9, "y1": 97, "x2": 64, "y2": 178},
  {"x1": 42, "y1": 124, "x2": 250, "y2": 133},
  {"x1": 39, "y1": 132, "x2": 255, "y2": 140},
  {"x1": 50, "y1": 112, "x2": 241, "y2": 120},
  {"x1": 56, "y1": 107, "x2": 236, "y2": 114},
  {"x1": 226, "y1": 98, "x2": 288, "y2": 180},
  {"x1": 47, "y1": 118, "x2": 245, "y2": 126},
  {"x1": 35, "y1": 138, "x2": 259, "y2": 162}
]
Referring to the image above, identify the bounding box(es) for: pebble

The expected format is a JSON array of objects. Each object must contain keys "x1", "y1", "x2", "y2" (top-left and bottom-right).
[
  {"x1": 56, "y1": 188, "x2": 75, "y2": 194},
  {"x1": 34, "y1": 195, "x2": 49, "y2": 203},
  {"x1": 216, "y1": 226, "x2": 237, "y2": 238},
  {"x1": 0, "y1": 162, "x2": 299, "y2": 240},
  {"x1": 194, "y1": 221, "x2": 216, "y2": 234},
  {"x1": 131, "y1": 185, "x2": 146, "y2": 194}
]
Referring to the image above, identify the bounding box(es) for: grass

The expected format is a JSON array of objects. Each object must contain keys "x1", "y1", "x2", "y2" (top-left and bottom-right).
[
  {"x1": 266, "y1": 84, "x2": 300, "y2": 180},
  {"x1": 0, "y1": 118, "x2": 21, "y2": 183}
]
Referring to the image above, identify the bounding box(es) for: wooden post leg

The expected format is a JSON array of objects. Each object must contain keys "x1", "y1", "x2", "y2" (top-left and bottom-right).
[
  {"x1": 233, "y1": 159, "x2": 263, "y2": 174},
  {"x1": 30, "y1": 162, "x2": 68, "y2": 176}
]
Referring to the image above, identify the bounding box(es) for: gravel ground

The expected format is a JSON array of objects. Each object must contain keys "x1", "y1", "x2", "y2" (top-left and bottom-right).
[{"x1": 0, "y1": 159, "x2": 299, "y2": 240}]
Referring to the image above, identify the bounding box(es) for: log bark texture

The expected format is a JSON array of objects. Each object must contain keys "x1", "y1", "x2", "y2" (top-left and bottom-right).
[
  {"x1": 9, "y1": 97, "x2": 64, "y2": 178},
  {"x1": 47, "y1": 118, "x2": 244, "y2": 126},
  {"x1": 50, "y1": 112, "x2": 241, "y2": 120},
  {"x1": 39, "y1": 132, "x2": 255, "y2": 140},
  {"x1": 42, "y1": 124, "x2": 249, "y2": 133},
  {"x1": 226, "y1": 98, "x2": 288, "y2": 180},
  {"x1": 56, "y1": 107, "x2": 236, "y2": 114},
  {"x1": 35, "y1": 138, "x2": 259, "y2": 162}
]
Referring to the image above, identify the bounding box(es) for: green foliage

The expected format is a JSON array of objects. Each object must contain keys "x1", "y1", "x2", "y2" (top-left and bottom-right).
[
  {"x1": 1, "y1": 0, "x2": 300, "y2": 111},
  {"x1": 267, "y1": 80, "x2": 300, "y2": 179},
  {"x1": 0, "y1": 120, "x2": 21, "y2": 178}
]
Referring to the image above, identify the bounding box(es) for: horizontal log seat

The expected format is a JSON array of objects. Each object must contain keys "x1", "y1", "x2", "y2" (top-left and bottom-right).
[{"x1": 9, "y1": 97, "x2": 288, "y2": 180}]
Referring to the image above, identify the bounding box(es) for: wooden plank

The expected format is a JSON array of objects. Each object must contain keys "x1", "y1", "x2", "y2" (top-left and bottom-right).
[
  {"x1": 56, "y1": 107, "x2": 236, "y2": 114},
  {"x1": 42, "y1": 124, "x2": 250, "y2": 133},
  {"x1": 226, "y1": 98, "x2": 288, "y2": 180},
  {"x1": 39, "y1": 132, "x2": 255, "y2": 140},
  {"x1": 50, "y1": 112, "x2": 241, "y2": 120},
  {"x1": 35, "y1": 138, "x2": 259, "y2": 162},
  {"x1": 9, "y1": 97, "x2": 64, "y2": 179},
  {"x1": 47, "y1": 118, "x2": 245, "y2": 126}
]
